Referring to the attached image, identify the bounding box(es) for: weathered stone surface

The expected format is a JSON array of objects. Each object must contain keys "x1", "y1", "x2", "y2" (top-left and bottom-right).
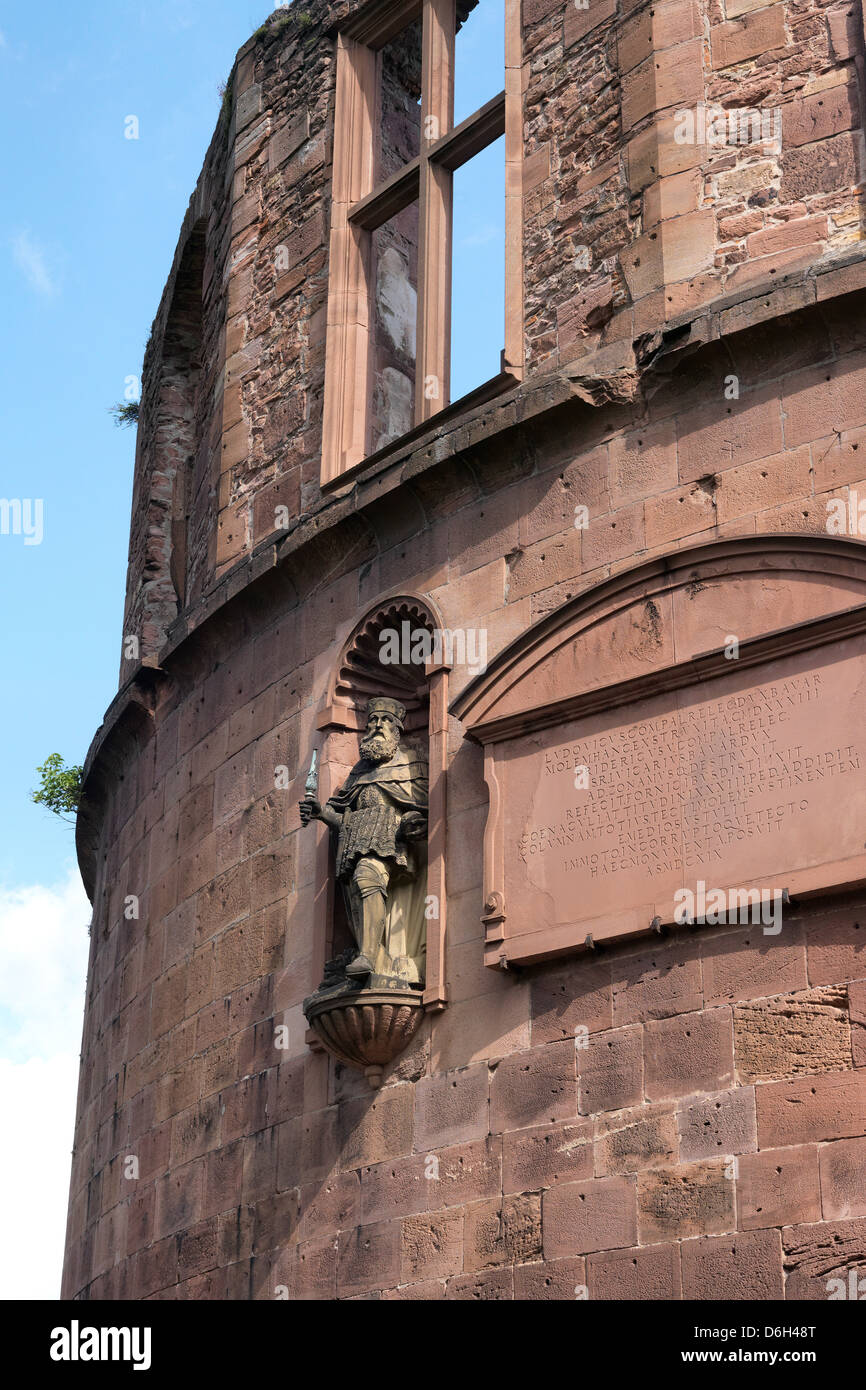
[
  {"x1": 756, "y1": 1071, "x2": 866, "y2": 1148},
  {"x1": 612, "y1": 937, "x2": 702, "y2": 1024},
  {"x1": 503, "y1": 1121, "x2": 593, "y2": 1194},
  {"x1": 680, "y1": 1230, "x2": 784, "y2": 1301},
  {"x1": 645, "y1": 1010, "x2": 734, "y2": 1101},
  {"x1": 819, "y1": 1136, "x2": 866, "y2": 1221},
  {"x1": 781, "y1": 131, "x2": 860, "y2": 202},
  {"x1": 513, "y1": 1257, "x2": 587, "y2": 1300},
  {"x1": 400, "y1": 1209, "x2": 463, "y2": 1284},
  {"x1": 62, "y1": 0, "x2": 866, "y2": 1306},
  {"x1": 734, "y1": 987, "x2": 851, "y2": 1081},
  {"x1": 711, "y1": 8, "x2": 787, "y2": 69},
  {"x1": 783, "y1": 1218, "x2": 866, "y2": 1300},
  {"x1": 543, "y1": 1177, "x2": 637, "y2": 1257},
  {"x1": 737, "y1": 1145, "x2": 821, "y2": 1231},
  {"x1": 577, "y1": 1025, "x2": 643, "y2": 1115},
  {"x1": 336, "y1": 1221, "x2": 401, "y2": 1299},
  {"x1": 677, "y1": 1087, "x2": 757, "y2": 1162},
  {"x1": 489, "y1": 1040, "x2": 578, "y2": 1134},
  {"x1": 588, "y1": 1242, "x2": 682, "y2": 1301},
  {"x1": 444, "y1": 1268, "x2": 513, "y2": 1300},
  {"x1": 593, "y1": 1103, "x2": 678, "y2": 1176},
  {"x1": 637, "y1": 1162, "x2": 735, "y2": 1244},
  {"x1": 463, "y1": 1195, "x2": 542, "y2": 1271}
]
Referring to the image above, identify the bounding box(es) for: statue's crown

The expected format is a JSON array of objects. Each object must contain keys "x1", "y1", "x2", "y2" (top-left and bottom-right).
[{"x1": 367, "y1": 696, "x2": 406, "y2": 725}]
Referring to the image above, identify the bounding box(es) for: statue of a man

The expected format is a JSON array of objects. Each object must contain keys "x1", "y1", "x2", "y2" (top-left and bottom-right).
[{"x1": 299, "y1": 697, "x2": 428, "y2": 984}]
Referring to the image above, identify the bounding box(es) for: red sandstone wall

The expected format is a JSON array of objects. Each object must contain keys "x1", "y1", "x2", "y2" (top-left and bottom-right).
[
  {"x1": 121, "y1": 4, "x2": 341, "y2": 670},
  {"x1": 64, "y1": 304, "x2": 866, "y2": 1296},
  {"x1": 65, "y1": 0, "x2": 866, "y2": 1301},
  {"x1": 121, "y1": 2, "x2": 866, "y2": 669},
  {"x1": 523, "y1": 0, "x2": 865, "y2": 370}
]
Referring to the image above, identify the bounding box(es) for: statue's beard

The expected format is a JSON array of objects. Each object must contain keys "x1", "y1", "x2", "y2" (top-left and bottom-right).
[{"x1": 360, "y1": 729, "x2": 400, "y2": 763}]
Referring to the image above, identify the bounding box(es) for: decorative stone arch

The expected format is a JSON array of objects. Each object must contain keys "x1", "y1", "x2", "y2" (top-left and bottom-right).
[
  {"x1": 320, "y1": 594, "x2": 443, "y2": 729},
  {"x1": 309, "y1": 593, "x2": 451, "y2": 1018},
  {"x1": 452, "y1": 533, "x2": 866, "y2": 969}
]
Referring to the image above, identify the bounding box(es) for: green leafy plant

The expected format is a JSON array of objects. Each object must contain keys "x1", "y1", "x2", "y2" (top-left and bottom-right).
[
  {"x1": 32, "y1": 754, "x2": 83, "y2": 823},
  {"x1": 251, "y1": 9, "x2": 293, "y2": 47},
  {"x1": 109, "y1": 400, "x2": 139, "y2": 428},
  {"x1": 218, "y1": 74, "x2": 234, "y2": 125}
]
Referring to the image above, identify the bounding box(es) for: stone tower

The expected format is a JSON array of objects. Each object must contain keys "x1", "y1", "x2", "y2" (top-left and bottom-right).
[{"x1": 63, "y1": 0, "x2": 866, "y2": 1301}]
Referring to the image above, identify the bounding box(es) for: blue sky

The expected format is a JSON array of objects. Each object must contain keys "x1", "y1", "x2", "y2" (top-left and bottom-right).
[
  {"x1": 1, "y1": 0, "x2": 272, "y2": 893},
  {"x1": 0, "y1": 0, "x2": 504, "y2": 895},
  {"x1": 0, "y1": 0, "x2": 504, "y2": 1297},
  {"x1": 1, "y1": 0, "x2": 272, "y2": 1300}
]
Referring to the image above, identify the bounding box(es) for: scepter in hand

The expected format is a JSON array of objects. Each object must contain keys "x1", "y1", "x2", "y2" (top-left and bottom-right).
[
  {"x1": 299, "y1": 749, "x2": 340, "y2": 830},
  {"x1": 305, "y1": 749, "x2": 318, "y2": 798},
  {"x1": 299, "y1": 750, "x2": 319, "y2": 825}
]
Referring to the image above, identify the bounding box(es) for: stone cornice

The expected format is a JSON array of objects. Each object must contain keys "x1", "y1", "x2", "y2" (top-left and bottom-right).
[{"x1": 74, "y1": 249, "x2": 866, "y2": 898}]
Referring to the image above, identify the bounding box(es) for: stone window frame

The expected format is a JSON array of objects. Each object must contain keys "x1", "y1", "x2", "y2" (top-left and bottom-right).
[{"x1": 321, "y1": 0, "x2": 524, "y2": 486}]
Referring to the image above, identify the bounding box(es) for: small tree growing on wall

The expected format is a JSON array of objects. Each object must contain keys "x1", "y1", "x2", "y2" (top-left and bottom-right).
[
  {"x1": 109, "y1": 400, "x2": 139, "y2": 427},
  {"x1": 32, "y1": 754, "x2": 83, "y2": 824}
]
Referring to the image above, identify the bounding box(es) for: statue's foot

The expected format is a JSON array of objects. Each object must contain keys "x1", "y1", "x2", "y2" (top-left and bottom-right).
[
  {"x1": 389, "y1": 954, "x2": 420, "y2": 985},
  {"x1": 346, "y1": 953, "x2": 374, "y2": 979}
]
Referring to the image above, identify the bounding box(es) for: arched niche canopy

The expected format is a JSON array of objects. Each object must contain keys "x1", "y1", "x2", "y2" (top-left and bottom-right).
[
  {"x1": 452, "y1": 535, "x2": 866, "y2": 970},
  {"x1": 317, "y1": 595, "x2": 447, "y2": 736}
]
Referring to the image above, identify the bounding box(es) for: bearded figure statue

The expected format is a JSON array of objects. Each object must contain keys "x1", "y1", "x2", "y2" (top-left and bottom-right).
[{"x1": 299, "y1": 697, "x2": 429, "y2": 987}]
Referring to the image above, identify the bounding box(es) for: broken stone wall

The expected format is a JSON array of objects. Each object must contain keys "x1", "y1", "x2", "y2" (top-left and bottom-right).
[
  {"x1": 523, "y1": 0, "x2": 866, "y2": 370},
  {"x1": 75, "y1": 0, "x2": 866, "y2": 1303}
]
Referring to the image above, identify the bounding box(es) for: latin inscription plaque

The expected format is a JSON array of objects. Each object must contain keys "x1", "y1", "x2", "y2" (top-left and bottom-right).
[
  {"x1": 496, "y1": 643, "x2": 866, "y2": 961},
  {"x1": 453, "y1": 536, "x2": 866, "y2": 968}
]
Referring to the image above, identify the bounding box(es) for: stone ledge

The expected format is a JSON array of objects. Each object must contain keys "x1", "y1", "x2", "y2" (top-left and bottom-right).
[
  {"x1": 75, "y1": 250, "x2": 866, "y2": 898},
  {"x1": 171, "y1": 247, "x2": 866, "y2": 666}
]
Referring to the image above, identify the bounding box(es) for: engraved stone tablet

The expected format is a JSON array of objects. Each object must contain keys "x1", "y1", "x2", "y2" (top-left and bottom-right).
[{"x1": 453, "y1": 537, "x2": 866, "y2": 967}]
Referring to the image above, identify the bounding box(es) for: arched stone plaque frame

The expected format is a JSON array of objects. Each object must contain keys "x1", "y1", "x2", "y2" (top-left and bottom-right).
[
  {"x1": 452, "y1": 534, "x2": 866, "y2": 969},
  {"x1": 308, "y1": 594, "x2": 450, "y2": 1029}
]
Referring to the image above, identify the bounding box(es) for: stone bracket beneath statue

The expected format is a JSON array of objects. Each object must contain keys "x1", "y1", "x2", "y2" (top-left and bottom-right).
[
  {"x1": 452, "y1": 536, "x2": 866, "y2": 969},
  {"x1": 304, "y1": 979, "x2": 424, "y2": 1088}
]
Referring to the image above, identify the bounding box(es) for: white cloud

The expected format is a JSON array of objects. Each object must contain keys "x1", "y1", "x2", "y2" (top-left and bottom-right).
[
  {"x1": 11, "y1": 230, "x2": 57, "y2": 297},
  {"x1": 0, "y1": 869, "x2": 90, "y2": 1062},
  {"x1": 0, "y1": 870, "x2": 90, "y2": 1298},
  {"x1": 0, "y1": 1055, "x2": 82, "y2": 1298}
]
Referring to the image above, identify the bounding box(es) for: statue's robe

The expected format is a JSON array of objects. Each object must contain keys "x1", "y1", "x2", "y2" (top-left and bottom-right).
[{"x1": 326, "y1": 745, "x2": 429, "y2": 980}]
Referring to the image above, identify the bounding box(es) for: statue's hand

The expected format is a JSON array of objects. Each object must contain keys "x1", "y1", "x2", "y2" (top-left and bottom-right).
[
  {"x1": 398, "y1": 811, "x2": 427, "y2": 843},
  {"x1": 299, "y1": 796, "x2": 322, "y2": 826}
]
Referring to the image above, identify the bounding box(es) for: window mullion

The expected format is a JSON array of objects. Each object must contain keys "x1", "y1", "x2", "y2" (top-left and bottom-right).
[
  {"x1": 426, "y1": 91, "x2": 505, "y2": 171},
  {"x1": 415, "y1": 0, "x2": 455, "y2": 425},
  {"x1": 348, "y1": 158, "x2": 421, "y2": 231},
  {"x1": 322, "y1": 35, "x2": 380, "y2": 481},
  {"x1": 504, "y1": 0, "x2": 524, "y2": 379}
]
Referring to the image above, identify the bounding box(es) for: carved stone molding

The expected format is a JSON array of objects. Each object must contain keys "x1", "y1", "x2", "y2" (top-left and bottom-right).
[
  {"x1": 318, "y1": 593, "x2": 447, "y2": 733},
  {"x1": 453, "y1": 534, "x2": 866, "y2": 968},
  {"x1": 304, "y1": 985, "x2": 424, "y2": 1088}
]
